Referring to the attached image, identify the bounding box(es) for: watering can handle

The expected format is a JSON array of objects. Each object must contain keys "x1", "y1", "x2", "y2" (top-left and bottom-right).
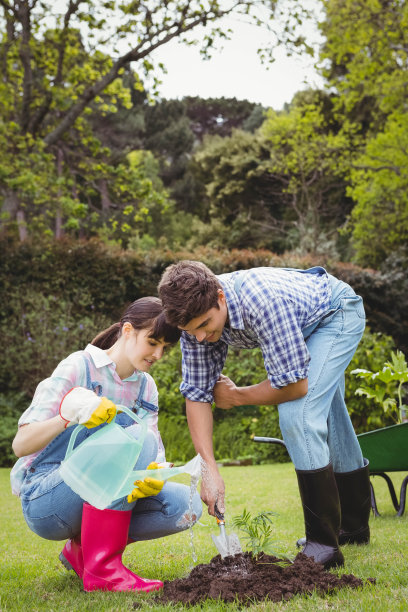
[{"x1": 63, "y1": 404, "x2": 144, "y2": 460}]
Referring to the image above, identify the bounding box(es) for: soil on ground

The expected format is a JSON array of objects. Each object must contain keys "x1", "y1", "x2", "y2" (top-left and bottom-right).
[{"x1": 155, "y1": 552, "x2": 374, "y2": 605}]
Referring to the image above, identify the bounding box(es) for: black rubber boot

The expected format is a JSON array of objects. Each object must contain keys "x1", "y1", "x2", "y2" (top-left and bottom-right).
[
  {"x1": 296, "y1": 464, "x2": 344, "y2": 570},
  {"x1": 335, "y1": 459, "x2": 371, "y2": 545}
]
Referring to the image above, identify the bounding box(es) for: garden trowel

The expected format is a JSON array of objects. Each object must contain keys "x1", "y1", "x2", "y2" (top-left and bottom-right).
[{"x1": 211, "y1": 504, "x2": 242, "y2": 558}]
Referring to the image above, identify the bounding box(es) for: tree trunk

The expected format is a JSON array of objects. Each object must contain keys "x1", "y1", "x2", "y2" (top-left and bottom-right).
[
  {"x1": 55, "y1": 148, "x2": 64, "y2": 239},
  {"x1": 0, "y1": 190, "x2": 28, "y2": 241},
  {"x1": 100, "y1": 179, "x2": 112, "y2": 212},
  {"x1": 16, "y1": 209, "x2": 28, "y2": 241}
]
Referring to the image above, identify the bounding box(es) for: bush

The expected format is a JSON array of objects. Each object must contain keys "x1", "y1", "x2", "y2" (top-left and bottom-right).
[
  {"x1": 1, "y1": 237, "x2": 407, "y2": 356},
  {"x1": 0, "y1": 392, "x2": 28, "y2": 467},
  {"x1": 0, "y1": 288, "x2": 111, "y2": 396},
  {"x1": 345, "y1": 328, "x2": 397, "y2": 432}
]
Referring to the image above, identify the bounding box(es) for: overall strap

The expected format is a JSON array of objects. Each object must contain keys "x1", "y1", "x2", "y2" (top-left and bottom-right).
[
  {"x1": 133, "y1": 374, "x2": 158, "y2": 414},
  {"x1": 82, "y1": 353, "x2": 103, "y2": 396}
]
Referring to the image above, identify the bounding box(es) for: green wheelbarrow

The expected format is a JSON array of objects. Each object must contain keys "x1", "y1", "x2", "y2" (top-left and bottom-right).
[
  {"x1": 254, "y1": 421, "x2": 408, "y2": 517},
  {"x1": 357, "y1": 422, "x2": 408, "y2": 517}
]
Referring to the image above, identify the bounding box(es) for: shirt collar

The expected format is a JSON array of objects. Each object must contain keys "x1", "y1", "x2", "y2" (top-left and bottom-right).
[
  {"x1": 218, "y1": 272, "x2": 245, "y2": 330},
  {"x1": 85, "y1": 343, "x2": 113, "y2": 368},
  {"x1": 84, "y1": 344, "x2": 141, "y2": 382}
]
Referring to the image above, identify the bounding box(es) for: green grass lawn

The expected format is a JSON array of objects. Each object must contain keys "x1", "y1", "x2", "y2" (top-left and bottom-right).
[{"x1": 1, "y1": 463, "x2": 407, "y2": 611}]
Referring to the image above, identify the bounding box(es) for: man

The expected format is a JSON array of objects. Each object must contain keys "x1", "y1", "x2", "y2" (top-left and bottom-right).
[{"x1": 158, "y1": 260, "x2": 371, "y2": 569}]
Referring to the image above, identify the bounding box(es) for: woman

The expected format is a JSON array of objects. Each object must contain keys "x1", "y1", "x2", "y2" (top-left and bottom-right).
[{"x1": 11, "y1": 297, "x2": 202, "y2": 592}]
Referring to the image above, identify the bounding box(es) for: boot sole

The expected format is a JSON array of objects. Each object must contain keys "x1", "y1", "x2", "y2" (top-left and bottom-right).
[{"x1": 59, "y1": 552, "x2": 74, "y2": 572}]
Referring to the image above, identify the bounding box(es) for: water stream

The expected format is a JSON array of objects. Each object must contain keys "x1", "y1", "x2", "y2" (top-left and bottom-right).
[{"x1": 188, "y1": 472, "x2": 199, "y2": 565}]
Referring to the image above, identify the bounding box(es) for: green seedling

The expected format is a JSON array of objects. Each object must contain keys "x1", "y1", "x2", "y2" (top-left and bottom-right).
[
  {"x1": 232, "y1": 508, "x2": 292, "y2": 563},
  {"x1": 351, "y1": 349, "x2": 408, "y2": 424}
]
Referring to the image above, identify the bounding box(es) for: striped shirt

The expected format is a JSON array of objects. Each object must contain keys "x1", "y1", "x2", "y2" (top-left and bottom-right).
[
  {"x1": 10, "y1": 344, "x2": 165, "y2": 496},
  {"x1": 180, "y1": 267, "x2": 331, "y2": 403}
]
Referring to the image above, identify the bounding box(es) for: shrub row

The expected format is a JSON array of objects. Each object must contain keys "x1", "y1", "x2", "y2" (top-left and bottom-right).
[{"x1": 2, "y1": 237, "x2": 406, "y2": 351}]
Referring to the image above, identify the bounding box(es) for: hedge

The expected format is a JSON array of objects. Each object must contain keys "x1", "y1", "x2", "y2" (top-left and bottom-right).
[{"x1": 1, "y1": 237, "x2": 407, "y2": 352}]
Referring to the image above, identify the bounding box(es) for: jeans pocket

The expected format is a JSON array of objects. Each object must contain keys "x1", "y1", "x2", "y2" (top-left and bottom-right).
[
  {"x1": 342, "y1": 295, "x2": 366, "y2": 319},
  {"x1": 22, "y1": 511, "x2": 74, "y2": 540}
]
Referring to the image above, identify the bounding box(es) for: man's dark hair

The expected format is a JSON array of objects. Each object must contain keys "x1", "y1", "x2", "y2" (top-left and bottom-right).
[{"x1": 158, "y1": 260, "x2": 221, "y2": 327}]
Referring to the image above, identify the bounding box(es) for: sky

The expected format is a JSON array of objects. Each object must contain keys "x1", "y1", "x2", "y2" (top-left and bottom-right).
[
  {"x1": 50, "y1": 0, "x2": 324, "y2": 111},
  {"x1": 151, "y1": 13, "x2": 324, "y2": 110}
]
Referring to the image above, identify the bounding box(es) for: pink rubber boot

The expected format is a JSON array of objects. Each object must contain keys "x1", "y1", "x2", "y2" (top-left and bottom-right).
[
  {"x1": 59, "y1": 534, "x2": 83, "y2": 578},
  {"x1": 81, "y1": 503, "x2": 163, "y2": 592}
]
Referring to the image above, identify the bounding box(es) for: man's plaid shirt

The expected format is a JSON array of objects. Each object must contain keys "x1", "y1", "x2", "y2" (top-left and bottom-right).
[{"x1": 179, "y1": 267, "x2": 332, "y2": 403}]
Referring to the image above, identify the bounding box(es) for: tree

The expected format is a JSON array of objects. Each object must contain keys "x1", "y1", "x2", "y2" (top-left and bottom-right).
[
  {"x1": 319, "y1": 0, "x2": 408, "y2": 266},
  {"x1": 260, "y1": 100, "x2": 352, "y2": 255},
  {"x1": 320, "y1": 0, "x2": 408, "y2": 125},
  {"x1": 192, "y1": 128, "x2": 288, "y2": 250},
  {"x1": 193, "y1": 95, "x2": 352, "y2": 255},
  {"x1": 0, "y1": 0, "x2": 309, "y2": 241},
  {"x1": 348, "y1": 112, "x2": 408, "y2": 267}
]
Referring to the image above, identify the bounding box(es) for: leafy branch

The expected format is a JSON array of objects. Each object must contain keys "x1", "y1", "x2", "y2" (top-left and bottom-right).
[{"x1": 351, "y1": 350, "x2": 408, "y2": 424}]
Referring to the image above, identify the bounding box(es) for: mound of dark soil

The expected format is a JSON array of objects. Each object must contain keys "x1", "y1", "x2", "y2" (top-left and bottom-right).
[{"x1": 156, "y1": 552, "x2": 374, "y2": 605}]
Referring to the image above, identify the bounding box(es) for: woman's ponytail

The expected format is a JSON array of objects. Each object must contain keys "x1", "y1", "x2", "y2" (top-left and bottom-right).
[{"x1": 91, "y1": 322, "x2": 121, "y2": 350}]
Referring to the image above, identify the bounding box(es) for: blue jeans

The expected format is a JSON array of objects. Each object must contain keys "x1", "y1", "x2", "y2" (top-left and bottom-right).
[
  {"x1": 20, "y1": 416, "x2": 202, "y2": 542},
  {"x1": 278, "y1": 275, "x2": 366, "y2": 472}
]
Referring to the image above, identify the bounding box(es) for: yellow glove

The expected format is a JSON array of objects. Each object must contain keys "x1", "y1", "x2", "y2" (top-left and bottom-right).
[
  {"x1": 127, "y1": 462, "x2": 165, "y2": 503},
  {"x1": 82, "y1": 397, "x2": 117, "y2": 428},
  {"x1": 59, "y1": 387, "x2": 117, "y2": 429}
]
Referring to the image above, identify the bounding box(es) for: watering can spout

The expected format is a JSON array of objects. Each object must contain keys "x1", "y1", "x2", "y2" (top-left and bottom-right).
[
  {"x1": 116, "y1": 453, "x2": 202, "y2": 501},
  {"x1": 183, "y1": 453, "x2": 202, "y2": 478}
]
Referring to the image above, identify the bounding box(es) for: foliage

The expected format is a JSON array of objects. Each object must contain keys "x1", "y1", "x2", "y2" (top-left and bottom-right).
[
  {"x1": 345, "y1": 328, "x2": 397, "y2": 432},
  {"x1": 351, "y1": 350, "x2": 408, "y2": 425},
  {"x1": 0, "y1": 393, "x2": 28, "y2": 467},
  {"x1": 232, "y1": 508, "x2": 290, "y2": 560},
  {"x1": 131, "y1": 96, "x2": 262, "y2": 216},
  {"x1": 320, "y1": 0, "x2": 408, "y2": 122},
  {"x1": 192, "y1": 94, "x2": 353, "y2": 255},
  {"x1": 192, "y1": 128, "x2": 287, "y2": 250},
  {"x1": 0, "y1": 0, "x2": 301, "y2": 242},
  {"x1": 157, "y1": 413, "x2": 196, "y2": 464},
  {"x1": 260, "y1": 100, "x2": 351, "y2": 256},
  {"x1": 347, "y1": 113, "x2": 408, "y2": 267},
  {"x1": 0, "y1": 288, "x2": 111, "y2": 397},
  {"x1": 318, "y1": 0, "x2": 408, "y2": 267},
  {"x1": 330, "y1": 261, "x2": 408, "y2": 356}
]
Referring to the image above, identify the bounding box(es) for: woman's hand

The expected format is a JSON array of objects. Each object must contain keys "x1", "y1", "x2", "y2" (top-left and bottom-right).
[
  {"x1": 59, "y1": 387, "x2": 117, "y2": 428},
  {"x1": 127, "y1": 462, "x2": 165, "y2": 503}
]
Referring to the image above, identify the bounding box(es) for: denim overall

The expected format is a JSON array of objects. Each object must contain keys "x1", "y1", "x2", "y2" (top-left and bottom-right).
[
  {"x1": 234, "y1": 267, "x2": 365, "y2": 472},
  {"x1": 19, "y1": 355, "x2": 202, "y2": 542}
]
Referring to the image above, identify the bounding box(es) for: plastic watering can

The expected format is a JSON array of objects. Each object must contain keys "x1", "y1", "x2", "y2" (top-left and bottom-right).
[{"x1": 59, "y1": 404, "x2": 201, "y2": 510}]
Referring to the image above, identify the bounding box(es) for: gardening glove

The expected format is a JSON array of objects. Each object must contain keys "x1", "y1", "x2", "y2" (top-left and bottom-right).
[
  {"x1": 127, "y1": 462, "x2": 165, "y2": 503},
  {"x1": 59, "y1": 387, "x2": 117, "y2": 429}
]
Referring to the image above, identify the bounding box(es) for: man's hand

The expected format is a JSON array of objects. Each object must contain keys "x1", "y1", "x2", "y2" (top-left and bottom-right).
[
  {"x1": 127, "y1": 462, "x2": 165, "y2": 503},
  {"x1": 213, "y1": 374, "x2": 239, "y2": 410},
  {"x1": 59, "y1": 387, "x2": 117, "y2": 428},
  {"x1": 200, "y1": 462, "x2": 225, "y2": 516}
]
